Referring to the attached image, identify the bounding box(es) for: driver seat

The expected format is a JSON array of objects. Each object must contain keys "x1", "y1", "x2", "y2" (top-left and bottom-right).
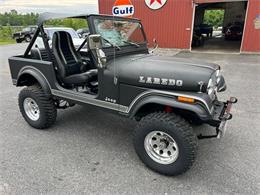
[{"x1": 52, "y1": 31, "x2": 97, "y2": 86}]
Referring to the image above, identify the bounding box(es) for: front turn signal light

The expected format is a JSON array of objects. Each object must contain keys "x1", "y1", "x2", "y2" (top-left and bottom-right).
[{"x1": 177, "y1": 96, "x2": 195, "y2": 103}]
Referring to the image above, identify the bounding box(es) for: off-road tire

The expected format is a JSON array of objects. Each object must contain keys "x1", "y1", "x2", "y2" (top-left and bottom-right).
[
  {"x1": 133, "y1": 112, "x2": 198, "y2": 176},
  {"x1": 18, "y1": 85, "x2": 57, "y2": 129},
  {"x1": 25, "y1": 35, "x2": 31, "y2": 42},
  {"x1": 16, "y1": 39, "x2": 22, "y2": 43}
]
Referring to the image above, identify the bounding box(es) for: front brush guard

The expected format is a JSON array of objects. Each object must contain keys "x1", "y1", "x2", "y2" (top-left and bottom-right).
[{"x1": 198, "y1": 97, "x2": 238, "y2": 139}]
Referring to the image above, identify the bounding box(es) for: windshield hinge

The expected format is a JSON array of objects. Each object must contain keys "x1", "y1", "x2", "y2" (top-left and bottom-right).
[{"x1": 114, "y1": 77, "x2": 118, "y2": 85}]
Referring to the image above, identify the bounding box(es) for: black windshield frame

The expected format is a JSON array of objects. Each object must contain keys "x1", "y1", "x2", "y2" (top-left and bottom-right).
[
  {"x1": 88, "y1": 15, "x2": 148, "y2": 58},
  {"x1": 24, "y1": 13, "x2": 149, "y2": 59}
]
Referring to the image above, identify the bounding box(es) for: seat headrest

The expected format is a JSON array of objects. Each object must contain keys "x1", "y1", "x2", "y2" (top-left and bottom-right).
[
  {"x1": 53, "y1": 31, "x2": 70, "y2": 38},
  {"x1": 52, "y1": 31, "x2": 74, "y2": 48}
]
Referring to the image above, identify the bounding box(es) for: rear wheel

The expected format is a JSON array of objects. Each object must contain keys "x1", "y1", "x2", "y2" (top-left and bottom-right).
[
  {"x1": 25, "y1": 35, "x2": 31, "y2": 42},
  {"x1": 18, "y1": 85, "x2": 57, "y2": 129},
  {"x1": 133, "y1": 112, "x2": 198, "y2": 176}
]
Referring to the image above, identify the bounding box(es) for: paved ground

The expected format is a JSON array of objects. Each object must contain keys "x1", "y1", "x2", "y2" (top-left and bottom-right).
[
  {"x1": 192, "y1": 37, "x2": 241, "y2": 53},
  {"x1": 0, "y1": 44, "x2": 260, "y2": 195}
]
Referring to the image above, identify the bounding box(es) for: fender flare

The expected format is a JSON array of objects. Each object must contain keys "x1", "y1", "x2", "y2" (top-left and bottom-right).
[
  {"x1": 129, "y1": 95, "x2": 211, "y2": 120},
  {"x1": 17, "y1": 67, "x2": 51, "y2": 94}
]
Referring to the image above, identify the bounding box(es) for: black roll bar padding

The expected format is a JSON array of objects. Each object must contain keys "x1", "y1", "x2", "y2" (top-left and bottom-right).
[
  {"x1": 77, "y1": 37, "x2": 88, "y2": 52},
  {"x1": 23, "y1": 25, "x2": 52, "y2": 62},
  {"x1": 39, "y1": 25, "x2": 53, "y2": 62},
  {"x1": 24, "y1": 26, "x2": 41, "y2": 57}
]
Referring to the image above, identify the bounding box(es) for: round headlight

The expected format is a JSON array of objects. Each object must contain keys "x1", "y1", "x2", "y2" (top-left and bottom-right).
[
  {"x1": 207, "y1": 78, "x2": 216, "y2": 99},
  {"x1": 207, "y1": 78, "x2": 213, "y2": 90},
  {"x1": 216, "y1": 69, "x2": 220, "y2": 77}
]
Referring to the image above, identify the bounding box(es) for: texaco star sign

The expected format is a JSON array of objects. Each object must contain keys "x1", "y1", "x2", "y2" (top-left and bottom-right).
[{"x1": 145, "y1": 0, "x2": 167, "y2": 10}]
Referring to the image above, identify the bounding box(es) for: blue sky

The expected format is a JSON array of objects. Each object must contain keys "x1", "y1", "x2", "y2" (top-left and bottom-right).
[{"x1": 0, "y1": 0, "x2": 99, "y2": 14}]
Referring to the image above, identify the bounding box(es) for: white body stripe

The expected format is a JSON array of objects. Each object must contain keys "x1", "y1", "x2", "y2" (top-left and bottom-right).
[{"x1": 51, "y1": 89, "x2": 212, "y2": 114}]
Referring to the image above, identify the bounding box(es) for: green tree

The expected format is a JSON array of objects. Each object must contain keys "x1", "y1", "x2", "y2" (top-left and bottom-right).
[
  {"x1": 0, "y1": 10, "x2": 88, "y2": 42},
  {"x1": 0, "y1": 10, "x2": 39, "y2": 26},
  {"x1": 46, "y1": 18, "x2": 88, "y2": 30},
  {"x1": 0, "y1": 25, "x2": 13, "y2": 40},
  {"x1": 0, "y1": 10, "x2": 87, "y2": 30},
  {"x1": 204, "y1": 9, "x2": 224, "y2": 28}
]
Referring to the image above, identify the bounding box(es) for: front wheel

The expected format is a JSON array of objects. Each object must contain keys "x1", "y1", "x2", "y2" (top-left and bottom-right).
[
  {"x1": 18, "y1": 85, "x2": 57, "y2": 129},
  {"x1": 16, "y1": 39, "x2": 22, "y2": 43},
  {"x1": 133, "y1": 112, "x2": 198, "y2": 176}
]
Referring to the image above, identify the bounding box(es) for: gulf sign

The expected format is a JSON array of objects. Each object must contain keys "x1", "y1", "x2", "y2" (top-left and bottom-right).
[{"x1": 112, "y1": 0, "x2": 134, "y2": 18}]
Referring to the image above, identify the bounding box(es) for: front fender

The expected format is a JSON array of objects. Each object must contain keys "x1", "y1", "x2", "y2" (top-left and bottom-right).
[
  {"x1": 17, "y1": 67, "x2": 51, "y2": 94},
  {"x1": 129, "y1": 95, "x2": 211, "y2": 120}
]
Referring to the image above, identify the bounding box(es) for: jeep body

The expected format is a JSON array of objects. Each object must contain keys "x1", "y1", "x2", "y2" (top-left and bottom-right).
[
  {"x1": 8, "y1": 13, "x2": 237, "y2": 176},
  {"x1": 12, "y1": 26, "x2": 37, "y2": 43}
]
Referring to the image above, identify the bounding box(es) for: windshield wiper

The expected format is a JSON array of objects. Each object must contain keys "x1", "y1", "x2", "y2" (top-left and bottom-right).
[
  {"x1": 102, "y1": 37, "x2": 121, "y2": 50},
  {"x1": 123, "y1": 40, "x2": 140, "y2": 48}
]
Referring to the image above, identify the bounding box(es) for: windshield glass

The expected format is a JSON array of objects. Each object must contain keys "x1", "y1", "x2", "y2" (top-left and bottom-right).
[
  {"x1": 93, "y1": 18, "x2": 145, "y2": 47},
  {"x1": 46, "y1": 28, "x2": 79, "y2": 39}
]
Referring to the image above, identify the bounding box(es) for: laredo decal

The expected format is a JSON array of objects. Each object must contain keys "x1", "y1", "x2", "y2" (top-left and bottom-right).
[
  {"x1": 139, "y1": 76, "x2": 183, "y2": 86},
  {"x1": 113, "y1": 0, "x2": 134, "y2": 18}
]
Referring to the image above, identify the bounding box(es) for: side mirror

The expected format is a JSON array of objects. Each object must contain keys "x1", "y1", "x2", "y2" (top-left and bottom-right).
[
  {"x1": 88, "y1": 34, "x2": 107, "y2": 68},
  {"x1": 88, "y1": 34, "x2": 102, "y2": 50}
]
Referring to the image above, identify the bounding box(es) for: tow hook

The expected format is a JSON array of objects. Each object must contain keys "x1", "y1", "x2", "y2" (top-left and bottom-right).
[
  {"x1": 220, "y1": 113, "x2": 232, "y2": 121},
  {"x1": 229, "y1": 97, "x2": 238, "y2": 103}
]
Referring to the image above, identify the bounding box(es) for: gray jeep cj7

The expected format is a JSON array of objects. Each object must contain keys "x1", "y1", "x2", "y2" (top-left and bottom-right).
[{"x1": 8, "y1": 13, "x2": 237, "y2": 176}]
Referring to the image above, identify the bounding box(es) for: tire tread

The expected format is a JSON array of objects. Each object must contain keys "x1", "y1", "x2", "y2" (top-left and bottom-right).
[
  {"x1": 18, "y1": 85, "x2": 57, "y2": 129},
  {"x1": 133, "y1": 112, "x2": 198, "y2": 176}
]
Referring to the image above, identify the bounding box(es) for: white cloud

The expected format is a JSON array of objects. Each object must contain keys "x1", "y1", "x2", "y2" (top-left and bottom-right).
[
  {"x1": 0, "y1": 0, "x2": 99, "y2": 13},
  {"x1": 1, "y1": 0, "x2": 98, "y2": 6}
]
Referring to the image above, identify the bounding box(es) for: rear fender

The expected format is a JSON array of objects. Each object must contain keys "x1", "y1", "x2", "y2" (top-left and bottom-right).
[{"x1": 17, "y1": 67, "x2": 51, "y2": 94}]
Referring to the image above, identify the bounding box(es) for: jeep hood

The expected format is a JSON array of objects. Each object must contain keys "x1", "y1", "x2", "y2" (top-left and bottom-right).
[{"x1": 113, "y1": 54, "x2": 220, "y2": 92}]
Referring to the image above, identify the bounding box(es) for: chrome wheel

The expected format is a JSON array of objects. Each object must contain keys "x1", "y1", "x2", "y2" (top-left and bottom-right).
[
  {"x1": 144, "y1": 131, "x2": 179, "y2": 165},
  {"x1": 23, "y1": 97, "x2": 40, "y2": 121}
]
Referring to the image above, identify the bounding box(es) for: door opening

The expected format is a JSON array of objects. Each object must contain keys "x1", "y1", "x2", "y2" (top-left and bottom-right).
[{"x1": 191, "y1": 1, "x2": 248, "y2": 53}]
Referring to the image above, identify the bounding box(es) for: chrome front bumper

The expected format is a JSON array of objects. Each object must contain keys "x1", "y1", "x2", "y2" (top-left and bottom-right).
[
  {"x1": 217, "y1": 97, "x2": 238, "y2": 138},
  {"x1": 198, "y1": 97, "x2": 237, "y2": 140}
]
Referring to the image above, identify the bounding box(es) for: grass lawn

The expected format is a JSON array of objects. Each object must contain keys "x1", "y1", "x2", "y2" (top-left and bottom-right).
[{"x1": 0, "y1": 39, "x2": 16, "y2": 45}]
